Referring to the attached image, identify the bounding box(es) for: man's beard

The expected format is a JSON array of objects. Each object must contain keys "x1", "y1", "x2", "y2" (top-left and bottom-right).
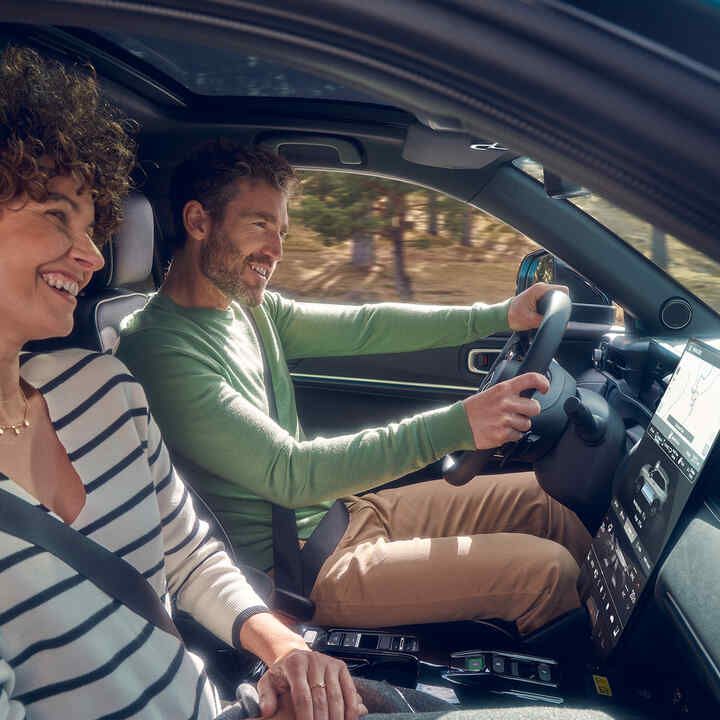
[{"x1": 200, "y1": 225, "x2": 264, "y2": 307}]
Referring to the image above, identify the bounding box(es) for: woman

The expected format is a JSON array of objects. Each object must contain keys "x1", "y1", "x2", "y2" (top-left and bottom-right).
[{"x1": 0, "y1": 45, "x2": 364, "y2": 720}]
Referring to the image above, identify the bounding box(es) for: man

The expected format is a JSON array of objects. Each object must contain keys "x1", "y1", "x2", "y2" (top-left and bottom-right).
[
  {"x1": 0, "y1": 46, "x2": 364, "y2": 720},
  {"x1": 118, "y1": 140, "x2": 591, "y2": 636}
]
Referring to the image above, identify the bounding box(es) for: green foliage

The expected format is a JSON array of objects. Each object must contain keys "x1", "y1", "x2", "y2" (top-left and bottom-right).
[
  {"x1": 295, "y1": 173, "x2": 382, "y2": 244},
  {"x1": 296, "y1": 172, "x2": 417, "y2": 245}
]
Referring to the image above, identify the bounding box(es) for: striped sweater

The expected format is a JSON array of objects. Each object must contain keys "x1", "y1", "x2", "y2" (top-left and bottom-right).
[{"x1": 0, "y1": 349, "x2": 268, "y2": 719}]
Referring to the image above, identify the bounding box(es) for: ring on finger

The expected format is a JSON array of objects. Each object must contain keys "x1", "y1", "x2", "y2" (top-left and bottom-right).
[{"x1": 310, "y1": 682, "x2": 326, "y2": 690}]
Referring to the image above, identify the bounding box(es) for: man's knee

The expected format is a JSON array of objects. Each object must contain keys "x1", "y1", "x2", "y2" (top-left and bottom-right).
[{"x1": 517, "y1": 542, "x2": 581, "y2": 634}]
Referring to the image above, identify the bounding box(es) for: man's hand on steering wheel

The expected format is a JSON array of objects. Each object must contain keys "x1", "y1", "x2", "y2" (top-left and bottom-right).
[
  {"x1": 463, "y1": 372, "x2": 550, "y2": 450},
  {"x1": 507, "y1": 282, "x2": 569, "y2": 331}
]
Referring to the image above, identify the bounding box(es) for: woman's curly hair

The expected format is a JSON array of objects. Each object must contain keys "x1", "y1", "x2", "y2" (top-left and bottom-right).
[{"x1": 0, "y1": 45, "x2": 137, "y2": 244}]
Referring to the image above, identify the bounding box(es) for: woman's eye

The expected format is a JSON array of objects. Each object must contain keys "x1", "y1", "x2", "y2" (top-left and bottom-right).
[{"x1": 47, "y1": 209, "x2": 68, "y2": 225}]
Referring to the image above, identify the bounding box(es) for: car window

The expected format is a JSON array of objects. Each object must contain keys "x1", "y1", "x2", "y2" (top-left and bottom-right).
[
  {"x1": 514, "y1": 158, "x2": 720, "y2": 317},
  {"x1": 276, "y1": 171, "x2": 540, "y2": 307}
]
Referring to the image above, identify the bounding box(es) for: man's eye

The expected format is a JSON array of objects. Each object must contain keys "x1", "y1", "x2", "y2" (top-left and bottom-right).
[{"x1": 254, "y1": 221, "x2": 267, "y2": 229}]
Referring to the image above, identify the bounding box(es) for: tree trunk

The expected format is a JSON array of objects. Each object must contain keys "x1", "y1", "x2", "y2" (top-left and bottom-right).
[
  {"x1": 651, "y1": 227, "x2": 668, "y2": 270},
  {"x1": 389, "y1": 194, "x2": 414, "y2": 300},
  {"x1": 461, "y1": 206, "x2": 473, "y2": 247},
  {"x1": 351, "y1": 230, "x2": 375, "y2": 267},
  {"x1": 427, "y1": 192, "x2": 438, "y2": 236}
]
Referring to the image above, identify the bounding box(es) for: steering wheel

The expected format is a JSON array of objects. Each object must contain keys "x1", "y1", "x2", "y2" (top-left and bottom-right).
[{"x1": 443, "y1": 290, "x2": 572, "y2": 486}]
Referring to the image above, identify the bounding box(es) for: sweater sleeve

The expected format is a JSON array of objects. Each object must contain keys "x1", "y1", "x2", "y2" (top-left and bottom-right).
[
  {"x1": 120, "y1": 334, "x2": 475, "y2": 508},
  {"x1": 0, "y1": 660, "x2": 23, "y2": 720},
  {"x1": 264, "y1": 292, "x2": 512, "y2": 360},
  {"x1": 144, "y1": 401, "x2": 268, "y2": 646}
]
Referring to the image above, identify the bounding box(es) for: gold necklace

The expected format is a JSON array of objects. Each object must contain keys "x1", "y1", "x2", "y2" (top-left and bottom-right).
[{"x1": 0, "y1": 391, "x2": 31, "y2": 436}]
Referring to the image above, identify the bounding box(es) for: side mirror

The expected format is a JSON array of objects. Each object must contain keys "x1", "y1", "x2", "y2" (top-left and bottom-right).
[{"x1": 517, "y1": 249, "x2": 615, "y2": 325}]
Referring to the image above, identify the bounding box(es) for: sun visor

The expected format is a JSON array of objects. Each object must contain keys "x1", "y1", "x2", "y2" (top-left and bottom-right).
[{"x1": 402, "y1": 123, "x2": 510, "y2": 168}]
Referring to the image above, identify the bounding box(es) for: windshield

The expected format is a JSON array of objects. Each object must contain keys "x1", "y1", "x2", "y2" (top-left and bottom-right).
[{"x1": 514, "y1": 159, "x2": 720, "y2": 315}]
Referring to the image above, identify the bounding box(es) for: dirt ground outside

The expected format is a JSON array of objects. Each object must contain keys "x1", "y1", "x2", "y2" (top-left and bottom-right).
[{"x1": 273, "y1": 210, "x2": 541, "y2": 307}]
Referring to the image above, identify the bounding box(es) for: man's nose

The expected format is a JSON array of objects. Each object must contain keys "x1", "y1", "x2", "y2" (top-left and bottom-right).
[{"x1": 266, "y1": 231, "x2": 284, "y2": 260}]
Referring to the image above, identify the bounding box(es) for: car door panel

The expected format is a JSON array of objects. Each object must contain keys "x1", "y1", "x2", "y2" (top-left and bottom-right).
[{"x1": 292, "y1": 322, "x2": 607, "y2": 439}]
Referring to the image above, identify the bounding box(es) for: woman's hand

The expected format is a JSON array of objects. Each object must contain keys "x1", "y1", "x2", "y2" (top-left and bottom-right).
[{"x1": 257, "y1": 648, "x2": 367, "y2": 720}]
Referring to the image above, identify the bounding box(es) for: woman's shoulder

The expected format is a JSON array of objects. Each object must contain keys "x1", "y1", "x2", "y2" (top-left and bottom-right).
[{"x1": 20, "y1": 347, "x2": 135, "y2": 387}]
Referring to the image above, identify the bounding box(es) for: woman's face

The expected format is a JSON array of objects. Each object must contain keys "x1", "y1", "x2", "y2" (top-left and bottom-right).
[{"x1": 0, "y1": 172, "x2": 105, "y2": 348}]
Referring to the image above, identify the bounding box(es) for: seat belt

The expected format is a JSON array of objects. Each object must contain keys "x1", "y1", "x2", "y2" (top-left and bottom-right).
[
  {"x1": 241, "y1": 308, "x2": 304, "y2": 596},
  {"x1": 242, "y1": 309, "x2": 349, "y2": 599},
  {"x1": 0, "y1": 487, "x2": 181, "y2": 640}
]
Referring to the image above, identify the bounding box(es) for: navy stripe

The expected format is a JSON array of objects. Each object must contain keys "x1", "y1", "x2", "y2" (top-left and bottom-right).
[
  {"x1": 79, "y1": 482, "x2": 154, "y2": 537},
  {"x1": 161, "y1": 486, "x2": 188, "y2": 527},
  {"x1": 96, "y1": 644, "x2": 185, "y2": 720},
  {"x1": 148, "y1": 438, "x2": 163, "y2": 466},
  {"x1": 85, "y1": 444, "x2": 145, "y2": 494},
  {"x1": 231, "y1": 606, "x2": 269, "y2": 649},
  {"x1": 18, "y1": 622, "x2": 155, "y2": 705},
  {"x1": 117, "y1": 523, "x2": 162, "y2": 558},
  {"x1": 53, "y1": 374, "x2": 138, "y2": 430},
  {"x1": 142, "y1": 559, "x2": 165, "y2": 580},
  {"x1": 68, "y1": 407, "x2": 148, "y2": 461},
  {"x1": 10, "y1": 600, "x2": 122, "y2": 669},
  {"x1": 187, "y1": 670, "x2": 207, "y2": 720},
  {"x1": 19, "y1": 352, "x2": 36, "y2": 367},
  {"x1": 0, "y1": 574, "x2": 84, "y2": 625},
  {"x1": 171, "y1": 548, "x2": 224, "y2": 601},
  {"x1": 164, "y1": 517, "x2": 201, "y2": 556},
  {"x1": 156, "y1": 468, "x2": 173, "y2": 494},
  {"x1": 0, "y1": 545, "x2": 43, "y2": 575},
  {"x1": 38, "y1": 352, "x2": 103, "y2": 394}
]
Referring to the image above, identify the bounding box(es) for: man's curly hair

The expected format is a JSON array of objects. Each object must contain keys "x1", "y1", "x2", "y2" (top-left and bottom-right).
[{"x1": 0, "y1": 45, "x2": 137, "y2": 244}]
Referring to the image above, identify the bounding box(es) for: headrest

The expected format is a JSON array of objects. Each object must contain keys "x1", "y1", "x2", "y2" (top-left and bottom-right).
[{"x1": 85, "y1": 192, "x2": 155, "y2": 293}]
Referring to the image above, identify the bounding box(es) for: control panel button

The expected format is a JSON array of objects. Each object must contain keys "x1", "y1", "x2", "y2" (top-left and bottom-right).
[
  {"x1": 465, "y1": 656, "x2": 485, "y2": 672},
  {"x1": 510, "y1": 661, "x2": 520, "y2": 677},
  {"x1": 327, "y1": 632, "x2": 342, "y2": 647},
  {"x1": 342, "y1": 632, "x2": 360, "y2": 647},
  {"x1": 377, "y1": 635, "x2": 392, "y2": 650},
  {"x1": 492, "y1": 655, "x2": 505, "y2": 674},
  {"x1": 537, "y1": 663, "x2": 552, "y2": 683},
  {"x1": 303, "y1": 630, "x2": 318, "y2": 647}
]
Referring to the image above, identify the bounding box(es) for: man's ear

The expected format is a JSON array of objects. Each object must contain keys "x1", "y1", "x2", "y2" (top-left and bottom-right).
[{"x1": 183, "y1": 200, "x2": 210, "y2": 243}]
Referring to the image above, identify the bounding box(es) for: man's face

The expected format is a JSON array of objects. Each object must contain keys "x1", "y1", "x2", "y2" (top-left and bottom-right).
[{"x1": 200, "y1": 179, "x2": 288, "y2": 307}]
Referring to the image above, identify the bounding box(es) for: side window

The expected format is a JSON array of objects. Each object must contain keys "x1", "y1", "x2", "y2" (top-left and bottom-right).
[{"x1": 278, "y1": 172, "x2": 540, "y2": 306}]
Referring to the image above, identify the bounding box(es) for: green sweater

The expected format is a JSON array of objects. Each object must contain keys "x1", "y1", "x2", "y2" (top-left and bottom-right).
[{"x1": 117, "y1": 291, "x2": 511, "y2": 570}]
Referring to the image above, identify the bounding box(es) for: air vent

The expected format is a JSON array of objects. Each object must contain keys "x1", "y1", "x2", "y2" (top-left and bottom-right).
[{"x1": 660, "y1": 298, "x2": 692, "y2": 330}]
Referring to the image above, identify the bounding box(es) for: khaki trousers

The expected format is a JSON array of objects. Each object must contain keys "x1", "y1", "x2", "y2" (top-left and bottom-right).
[{"x1": 309, "y1": 472, "x2": 592, "y2": 635}]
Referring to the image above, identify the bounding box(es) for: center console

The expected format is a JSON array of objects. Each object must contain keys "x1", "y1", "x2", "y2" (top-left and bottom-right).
[{"x1": 580, "y1": 338, "x2": 720, "y2": 657}]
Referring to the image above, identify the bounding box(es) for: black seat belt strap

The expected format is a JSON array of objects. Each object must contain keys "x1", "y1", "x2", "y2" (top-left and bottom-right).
[
  {"x1": 242, "y1": 308, "x2": 304, "y2": 596},
  {"x1": 0, "y1": 487, "x2": 181, "y2": 639}
]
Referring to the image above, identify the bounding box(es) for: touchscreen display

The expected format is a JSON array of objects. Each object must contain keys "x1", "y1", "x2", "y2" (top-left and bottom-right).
[{"x1": 583, "y1": 339, "x2": 720, "y2": 657}]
